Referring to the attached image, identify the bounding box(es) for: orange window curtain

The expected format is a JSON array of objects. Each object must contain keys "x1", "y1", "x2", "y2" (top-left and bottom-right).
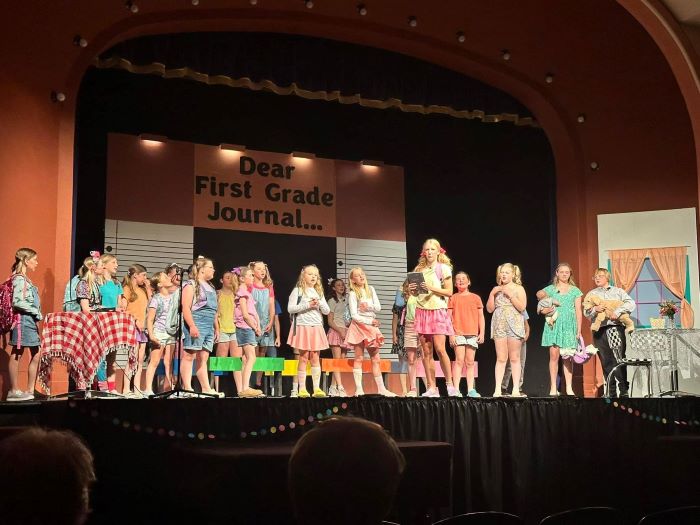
[
  {"x1": 609, "y1": 249, "x2": 647, "y2": 292},
  {"x1": 648, "y1": 247, "x2": 695, "y2": 328}
]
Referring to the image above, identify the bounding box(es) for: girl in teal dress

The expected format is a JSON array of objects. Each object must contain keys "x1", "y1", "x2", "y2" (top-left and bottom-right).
[{"x1": 538, "y1": 263, "x2": 582, "y2": 396}]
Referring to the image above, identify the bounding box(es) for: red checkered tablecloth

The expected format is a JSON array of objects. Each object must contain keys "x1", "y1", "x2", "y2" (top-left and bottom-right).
[{"x1": 39, "y1": 312, "x2": 138, "y2": 392}]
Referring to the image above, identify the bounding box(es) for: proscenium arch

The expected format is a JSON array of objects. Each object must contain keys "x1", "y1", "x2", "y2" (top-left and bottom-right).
[{"x1": 58, "y1": 7, "x2": 586, "y2": 300}]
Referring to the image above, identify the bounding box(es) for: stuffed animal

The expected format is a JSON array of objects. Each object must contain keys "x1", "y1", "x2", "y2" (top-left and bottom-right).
[{"x1": 583, "y1": 294, "x2": 635, "y2": 333}]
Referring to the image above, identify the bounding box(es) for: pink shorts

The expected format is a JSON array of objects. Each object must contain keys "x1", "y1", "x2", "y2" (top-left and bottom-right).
[{"x1": 327, "y1": 328, "x2": 352, "y2": 349}]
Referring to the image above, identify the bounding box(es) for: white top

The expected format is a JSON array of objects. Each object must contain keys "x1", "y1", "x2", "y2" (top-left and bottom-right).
[
  {"x1": 288, "y1": 287, "x2": 330, "y2": 326},
  {"x1": 348, "y1": 286, "x2": 381, "y2": 326},
  {"x1": 327, "y1": 296, "x2": 348, "y2": 331}
]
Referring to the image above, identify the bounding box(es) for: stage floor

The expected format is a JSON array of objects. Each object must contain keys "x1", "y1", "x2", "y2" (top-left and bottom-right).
[{"x1": 1, "y1": 396, "x2": 698, "y2": 525}]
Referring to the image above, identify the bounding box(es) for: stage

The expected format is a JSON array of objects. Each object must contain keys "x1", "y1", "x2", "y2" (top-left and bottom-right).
[{"x1": 1, "y1": 396, "x2": 698, "y2": 524}]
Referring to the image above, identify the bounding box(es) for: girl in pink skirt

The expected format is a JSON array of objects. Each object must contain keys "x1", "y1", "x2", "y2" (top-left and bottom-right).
[
  {"x1": 326, "y1": 278, "x2": 352, "y2": 396},
  {"x1": 409, "y1": 239, "x2": 456, "y2": 398},
  {"x1": 287, "y1": 265, "x2": 330, "y2": 398},
  {"x1": 344, "y1": 267, "x2": 396, "y2": 397}
]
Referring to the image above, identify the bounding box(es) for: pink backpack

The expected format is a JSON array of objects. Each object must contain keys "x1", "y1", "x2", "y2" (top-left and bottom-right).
[{"x1": 0, "y1": 275, "x2": 20, "y2": 338}]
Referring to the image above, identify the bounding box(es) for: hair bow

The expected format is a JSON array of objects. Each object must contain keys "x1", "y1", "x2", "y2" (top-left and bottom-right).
[
  {"x1": 327, "y1": 277, "x2": 335, "y2": 285},
  {"x1": 439, "y1": 247, "x2": 446, "y2": 254},
  {"x1": 232, "y1": 267, "x2": 242, "y2": 276},
  {"x1": 90, "y1": 250, "x2": 101, "y2": 262}
]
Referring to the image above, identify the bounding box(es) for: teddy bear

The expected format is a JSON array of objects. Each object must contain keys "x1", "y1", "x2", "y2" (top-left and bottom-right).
[{"x1": 583, "y1": 294, "x2": 635, "y2": 333}]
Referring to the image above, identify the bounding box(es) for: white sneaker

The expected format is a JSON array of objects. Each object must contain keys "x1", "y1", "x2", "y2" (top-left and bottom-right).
[
  {"x1": 290, "y1": 389, "x2": 298, "y2": 398},
  {"x1": 336, "y1": 385, "x2": 347, "y2": 397},
  {"x1": 380, "y1": 389, "x2": 397, "y2": 398},
  {"x1": 406, "y1": 390, "x2": 418, "y2": 398},
  {"x1": 421, "y1": 387, "x2": 440, "y2": 398},
  {"x1": 447, "y1": 385, "x2": 462, "y2": 397},
  {"x1": 6, "y1": 390, "x2": 32, "y2": 402},
  {"x1": 355, "y1": 389, "x2": 365, "y2": 397},
  {"x1": 142, "y1": 390, "x2": 155, "y2": 397},
  {"x1": 328, "y1": 385, "x2": 339, "y2": 397}
]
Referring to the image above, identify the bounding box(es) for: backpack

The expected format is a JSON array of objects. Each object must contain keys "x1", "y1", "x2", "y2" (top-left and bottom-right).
[
  {"x1": 63, "y1": 275, "x2": 81, "y2": 312},
  {"x1": 0, "y1": 275, "x2": 22, "y2": 338}
]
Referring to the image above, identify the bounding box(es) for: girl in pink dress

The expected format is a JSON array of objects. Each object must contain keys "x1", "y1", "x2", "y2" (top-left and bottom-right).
[
  {"x1": 344, "y1": 267, "x2": 396, "y2": 397},
  {"x1": 410, "y1": 239, "x2": 456, "y2": 398}
]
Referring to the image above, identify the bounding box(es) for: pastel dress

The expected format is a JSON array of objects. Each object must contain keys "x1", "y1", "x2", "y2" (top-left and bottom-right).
[
  {"x1": 251, "y1": 284, "x2": 275, "y2": 347},
  {"x1": 182, "y1": 281, "x2": 218, "y2": 352},
  {"x1": 490, "y1": 291, "x2": 525, "y2": 340},
  {"x1": 540, "y1": 284, "x2": 583, "y2": 352},
  {"x1": 327, "y1": 296, "x2": 352, "y2": 349},
  {"x1": 344, "y1": 286, "x2": 384, "y2": 348},
  {"x1": 414, "y1": 263, "x2": 455, "y2": 336},
  {"x1": 10, "y1": 275, "x2": 42, "y2": 348}
]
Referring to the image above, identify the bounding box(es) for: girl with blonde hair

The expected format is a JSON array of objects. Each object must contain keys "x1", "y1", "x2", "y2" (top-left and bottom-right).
[
  {"x1": 249, "y1": 261, "x2": 277, "y2": 391},
  {"x1": 5, "y1": 248, "x2": 42, "y2": 401},
  {"x1": 486, "y1": 262, "x2": 527, "y2": 397},
  {"x1": 214, "y1": 270, "x2": 241, "y2": 393},
  {"x1": 410, "y1": 239, "x2": 456, "y2": 397},
  {"x1": 181, "y1": 257, "x2": 222, "y2": 397},
  {"x1": 344, "y1": 267, "x2": 395, "y2": 397},
  {"x1": 287, "y1": 265, "x2": 330, "y2": 398}
]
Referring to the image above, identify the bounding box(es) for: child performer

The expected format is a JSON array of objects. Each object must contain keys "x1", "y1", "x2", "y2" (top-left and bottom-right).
[
  {"x1": 76, "y1": 253, "x2": 104, "y2": 313},
  {"x1": 288, "y1": 265, "x2": 331, "y2": 398},
  {"x1": 96, "y1": 254, "x2": 123, "y2": 392},
  {"x1": 214, "y1": 270, "x2": 241, "y2": 393},
  {"x1": 486, "y1": 263, "x2": 527, "y2": 398},
  {"x1": 448, "y1": 272, "x2": 485, "y2": 398},
  {"x1": 392, "y1": 280, "x2": 422, "y2": 397},
  {"x1": 249, "y1": 261, "x2": 276, "y2": 391},
  {"x1": 144, "y1": 272, "x2": 176, "y2": 395},
  {"x1": 181, "y1": 257, "x2": 223, "y2": 397},
  {"x1": 344, "y1": 267, "x2": 395, "y2": 397},
  {"x1": 234, "y1": 266, "x2": 263, "y2": 398},
  {"x1": 5, "y1": 248, "x2": 42, "y2": 402},
  {"x1": 410, "y1": 239, "x2": 455, "y2": 398},
  {"x1": 326, "y1": 278, "x2": 351, "y2": 397},
  {"x1": 121, "y1": 264, "x2": 149, "y2": 397}
]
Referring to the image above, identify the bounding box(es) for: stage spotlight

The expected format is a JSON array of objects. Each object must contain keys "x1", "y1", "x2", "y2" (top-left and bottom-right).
[
  {"x1": 304, "y1": 0, "x2": 314, "y2": 8},
  {"x1": 139, "y1": 134, "x2": 167, "y2": 146},
  {"x1": 125, "y1": 1, "x2": 139, "y2": 13},
  {"x1": 361, "y1": 159, "x2": 384, "y2": 167},
  {"x1": 292, "y1": 151, "x2": 316, "y2": 159},
  {"x1": 220, "y1": 143, "x2": 246, "y2": 152},
  {"x1": 250, "y1": 0, "x2": 258, "y2": 4},
  {"x1": 502, "y1": 49, "x2": 511, "y2": 61},
  {"x1": 408, "y1": 16, "x2": 417, "y2": 27},
  {"x1": 577, "y1": 114, "x2": 586, "y2": 123},
  {"x1": 545, "y1": 73, "x2": 554, "y2": 84},
  {"x1": 51, "y1": 91, "x2": 66, "y2": 103},
  {"x1": 357, "y1": 3, "x2": 367, "y2": 16},
  {"x1": 456, "y1": 31, "x2": 466, "y2": 43},
  {"x1": 73, "y1": 35, "x2": 88, "y2": 48},
  {"x1": 192, "y1": 0, "x2": 200, "y2": 5},
  {"x1": 590, "y1": 161, "x2": 599, "y2": 171}
]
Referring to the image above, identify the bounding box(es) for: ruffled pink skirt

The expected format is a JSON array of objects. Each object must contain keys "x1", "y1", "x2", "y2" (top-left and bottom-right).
[
  {"x1": 344, "y1": 320, "x2": 384, "y2": 348},
  {"x1": 287, "y1": 324, "x2": 329, "y2": 351},
  {"x1": 414, "y1": 308, "x2": 454, "y2": 336},
  {"x1": 327, "y1": 327, "x2": 352, "y2": 349}
]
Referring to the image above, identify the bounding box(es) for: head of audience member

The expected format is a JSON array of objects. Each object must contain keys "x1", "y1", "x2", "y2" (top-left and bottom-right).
[
  {"x1": 0, "y1": 427, "x2": 96, "y2": 525},
  {"x1": 288, "y1": 416, "x2": 406, "y2": 525}
]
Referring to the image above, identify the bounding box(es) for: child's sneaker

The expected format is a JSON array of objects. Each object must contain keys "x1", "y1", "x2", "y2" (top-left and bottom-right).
[
  {"x1": 289, "y1": 389, "x2": 299, "y2": 398},
  {"x1": 447, "y1": 385, "x2": 462, "y2": 397},
  {"x1": 421, "y1": 387, "x2": 440, "y2": 398},
  {"x1": 6, "y1": 390, "x2": 32, "y2": 402},
  {"x1": 379, "y1": 388, "x2": 397, "y2": 398},
  {"x1": 467, "y1": 389, "x2": 481, "y2": 398},
  {"x1": 312, "y1": 388, "x2": 327, "y2": 398},
  {"x1": 298, "y1": 388, "x2": 310, "y2": 398},
  {"x1": 336, "y1": 385, "x2": 347, "y2": 397},
  {"x1": 328, "y1": 385, "x2": 338, "y2": 397},
  {"x1": 354, "y1": 388, "x2": 365, "y2": 397},
  {"x1": 405, "y1": 390, "x2": 418, "y2": 398}
]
